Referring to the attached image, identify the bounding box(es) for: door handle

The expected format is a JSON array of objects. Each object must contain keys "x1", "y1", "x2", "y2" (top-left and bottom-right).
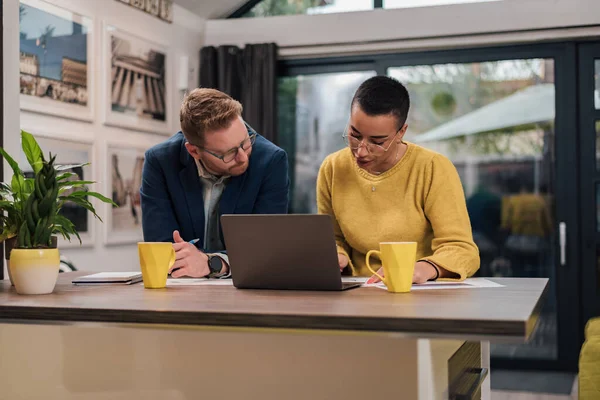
[{"x1": 559, "y1": 222, "x2": 567, "y2": 266}]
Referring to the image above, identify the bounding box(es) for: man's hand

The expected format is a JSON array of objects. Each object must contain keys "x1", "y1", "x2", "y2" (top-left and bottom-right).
[
  {"x1": 337, "y1": 253, "x2": 349, "y2": 271},
  {"x1": 169, "y1": 230, "x2": 210, "y2": 278},
  {"x1": 366, "y1": 261, "x2": 438, "y2": 284}
]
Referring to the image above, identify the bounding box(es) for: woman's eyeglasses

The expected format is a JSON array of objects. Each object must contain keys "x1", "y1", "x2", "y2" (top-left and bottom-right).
[{"x1": 342, "y1": 127, "x2": 399, "y2": 156}]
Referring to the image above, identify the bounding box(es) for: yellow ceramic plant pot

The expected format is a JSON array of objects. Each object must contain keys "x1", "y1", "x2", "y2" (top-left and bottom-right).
[
  {"x1": 10, "y1": 248, "x2": 60, "y2": 295},
  {"x1": 4, "y1": 236, "x2": 18, "y2": 286}
]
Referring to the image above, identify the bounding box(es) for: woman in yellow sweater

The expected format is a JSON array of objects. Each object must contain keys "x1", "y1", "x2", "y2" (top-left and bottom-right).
[{"x1": 317, "y1": 76, "x2": 479, "y2": 283}]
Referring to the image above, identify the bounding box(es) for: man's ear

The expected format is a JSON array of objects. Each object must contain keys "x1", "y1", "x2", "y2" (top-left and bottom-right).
[{"x1": 184, "y1": 142, "x2": 201, "y2": 160}]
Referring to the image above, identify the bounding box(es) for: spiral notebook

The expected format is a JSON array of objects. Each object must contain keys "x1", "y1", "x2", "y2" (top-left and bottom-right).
[{"x1": 72, "y1": 272, "x2": 143, "y2": 285}]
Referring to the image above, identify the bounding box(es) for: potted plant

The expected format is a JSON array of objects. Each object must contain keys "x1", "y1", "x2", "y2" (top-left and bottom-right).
[{"x1": 0, "y1": 130, "x2": 115, "y2": 294}]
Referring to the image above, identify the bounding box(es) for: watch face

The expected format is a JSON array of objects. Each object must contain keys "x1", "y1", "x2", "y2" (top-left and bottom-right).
[{"x1": 209, "y1": 256, "x2": 222, "y2": 273}]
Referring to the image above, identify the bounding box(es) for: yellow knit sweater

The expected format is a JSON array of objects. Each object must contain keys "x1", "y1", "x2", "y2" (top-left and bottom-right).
[{"x1": 316, "y1": 143, "x2": 480, "y2": 280}]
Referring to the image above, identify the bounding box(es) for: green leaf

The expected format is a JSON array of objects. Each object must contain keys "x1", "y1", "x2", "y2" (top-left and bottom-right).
[
  {"x1": 59, "y1": 195, "x2": 102, "y2": 222},
  {"x1": 0, "y1": 147, "x2": 23, "y2": 177},
  {"x1": 52, "y1": 214, "x2": 81, "y2": 244},
  {"x1": 55, "y1": 163, "x2": 90, "y2": 172},
  {"x1": 0, "y1": 200, "x2": 14, "y2": 209},
  {"x1": 23, "y1": 178, "x2": 35, "y2": 195},
  {"x1": 11, "y1": 174, "x2": 25, "y2": 197},
  {"x1": 0, "y1": 188, "x2": 12, "y2": 199},
  {"x1": 58, "y1": 180, "x2": 95, "y2": 190},
  {"x1": 21, "y1": 130, "x2": 44, "y2": 174},
  {"x1": 56, "y1": 172, "x2": 77, "y2": 181},
  {"x1": 69, "y1": 191, "x2": 116, "y2": 206},
  {"x1": 52, "y1": 224, "x2": 71, "y2": 241}
]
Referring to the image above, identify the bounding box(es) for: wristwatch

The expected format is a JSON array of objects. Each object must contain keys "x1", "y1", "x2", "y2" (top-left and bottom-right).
[{"x1": 207, "y1": 254, "x2": 223, "y2": 276}]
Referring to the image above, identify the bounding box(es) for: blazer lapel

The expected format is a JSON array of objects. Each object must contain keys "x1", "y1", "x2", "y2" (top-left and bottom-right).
[
  {"x1": 179, "y1": 146, "x2": 205, "y2": 239},
  {"x1": 219, "y1": 123, "x2": 255, "y2": 214},
  {"x1": 220, "y1": 173, "x2": 247, "y2": 215}
]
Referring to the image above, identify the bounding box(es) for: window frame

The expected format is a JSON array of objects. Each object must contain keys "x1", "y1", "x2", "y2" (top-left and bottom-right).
[{"x1": 228, "y1": 0, "x2": 383, "y2": 19}]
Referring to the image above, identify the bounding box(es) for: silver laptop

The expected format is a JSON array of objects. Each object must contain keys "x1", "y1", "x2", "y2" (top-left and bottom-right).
[{"x1": 220, "y1": 214, "x2": 361, "y2": 291}]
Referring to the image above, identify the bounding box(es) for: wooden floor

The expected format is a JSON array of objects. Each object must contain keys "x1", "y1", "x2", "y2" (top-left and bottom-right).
[{"x1": 491, "y1": 379, "x2": 578, "y2": 400}]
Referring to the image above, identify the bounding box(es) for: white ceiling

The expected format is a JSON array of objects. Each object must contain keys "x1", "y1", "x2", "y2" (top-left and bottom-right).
[{"x1": 173, "y1": 0, "x2": 251, "y2": 19}]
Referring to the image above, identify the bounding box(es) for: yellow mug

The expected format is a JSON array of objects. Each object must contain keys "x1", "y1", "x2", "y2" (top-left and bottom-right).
[
  {"x1": 138, "y1": 242, "x2": 176, "y2": 289},
  {"x1": 365, "y1": 242, "x2": 417, "y2": 293}
]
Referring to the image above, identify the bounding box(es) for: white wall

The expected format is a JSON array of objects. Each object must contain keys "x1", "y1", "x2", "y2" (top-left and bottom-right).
[
  {"x1": 3, "y1": 0, "x2": 21, "y2": 280},
  {"x1": 4, "y1": 0, "x2": 205, "y2": 274},
  {"x1": 204, "y1": 0, "x2": 600, "y2": 57}
]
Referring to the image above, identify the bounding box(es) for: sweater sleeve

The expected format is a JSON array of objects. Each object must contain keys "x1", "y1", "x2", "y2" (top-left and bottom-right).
[
  {"x1": 421, "y1": 154, "x2": 480, "y2": 280},
  {"x1": 316, "y1": 156, "x2": 356, "y2": 274}
]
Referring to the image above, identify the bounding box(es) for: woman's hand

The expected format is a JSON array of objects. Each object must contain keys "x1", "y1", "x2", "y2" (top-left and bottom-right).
[
  {"x1": 366, "y1": 261, "x2": 438, "y2": 284},
  {"x1": 412, "y1": 261, "x2": 438, "y2": 284},
  {"x1": 338, "y1": 253, "x2": 349, "y2": 271}
]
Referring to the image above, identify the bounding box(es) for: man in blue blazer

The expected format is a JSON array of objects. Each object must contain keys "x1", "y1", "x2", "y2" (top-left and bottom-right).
[{"x1": 140, "y1": 88, "x2": 289, "y2": 278}]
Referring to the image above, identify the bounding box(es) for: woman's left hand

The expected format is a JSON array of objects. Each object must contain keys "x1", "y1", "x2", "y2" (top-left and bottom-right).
[
  {"x1": 412, "y1": 261, "x2": 438, "y2": 284},
  {"x1": 367, "y1": 261, "x2": 438, "y2": 284}
]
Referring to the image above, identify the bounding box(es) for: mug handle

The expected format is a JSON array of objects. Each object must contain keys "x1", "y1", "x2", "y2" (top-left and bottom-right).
[
  {"x1": 168, "y1": 247, "x2": 176, "y2": 269},
  {"x1": 365, "y1": 250, "x2": 385, "y2": 283}
]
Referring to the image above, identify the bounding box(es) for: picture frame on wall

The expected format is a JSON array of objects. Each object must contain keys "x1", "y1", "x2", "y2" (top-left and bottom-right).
[
  {"x1": 115, "y1": 0, "x2": 173, "y2": 23},
  {"x1": 104, "y1": 144, "x2": 146, "y2": 245},
  {"x1": 18, "y1": 132, "x2": 96, "y2": 248},
  {"x1": 103, "y1": 24, "x2": 170, "y2": 135},
  {"x1": 145, "y1": 0, "x2": 160, "y2": 17},
  {"x1": 19, "y1": 0, "x2": 94, "y2": 122},
  {"x1": 159, "y1": 0, "x2": 173, "y2": 23}
]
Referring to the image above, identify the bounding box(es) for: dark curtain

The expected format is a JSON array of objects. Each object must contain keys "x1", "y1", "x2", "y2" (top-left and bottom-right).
[{"x1": 199, "y1": 43, "x2": 278, "y2": 144}]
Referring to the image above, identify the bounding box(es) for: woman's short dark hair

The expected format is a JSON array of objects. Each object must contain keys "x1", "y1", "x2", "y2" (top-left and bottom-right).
[{"x1": 351, "y1": 76, "x2": 410, "y2": 128}]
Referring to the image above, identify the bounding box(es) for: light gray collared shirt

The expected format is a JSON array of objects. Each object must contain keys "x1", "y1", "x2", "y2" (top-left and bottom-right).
[{"x1": 194, "y1": 159, "x2": 230, "y2": 277}]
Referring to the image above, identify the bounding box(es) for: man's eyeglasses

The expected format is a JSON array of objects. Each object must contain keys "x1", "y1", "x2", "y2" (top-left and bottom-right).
[
  {"x1": 197, "y1": 133, "x2": 256, "y2": 163},
  {"x1": 342, "y1": 126, "x2": 400, "y2": 156}
]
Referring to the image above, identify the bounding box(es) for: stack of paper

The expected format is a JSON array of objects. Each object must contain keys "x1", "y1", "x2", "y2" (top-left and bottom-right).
[
  {"x1": 167, "y1": 278, "x2": 233, "y2": 286},
  {"x1": 72, "y1": 272, "x2": 143, "y2": 285},
  {"x1": 351, "y1": 277, "x2": 504, "y2": 291}
]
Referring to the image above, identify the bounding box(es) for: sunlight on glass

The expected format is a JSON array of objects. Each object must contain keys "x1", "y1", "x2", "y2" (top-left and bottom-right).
[
  {"x1": 278, "y1": 70, "x2": 376, "y2": 213},
  {"x1": 307, "y1": 0, "x2": 373, "y2": 14},
  {"x1": 244, "y1": 0, "x2": 372, "y2": 17},
  {"x1": 596, "y1": 120, "x2": 600, "y2": 170},
  {"x1": 385, "y1": 0, "x2": 501, "y2": 9},
  {"x1": 595, "y1": 60, "x2": 599, "y2": 109}
]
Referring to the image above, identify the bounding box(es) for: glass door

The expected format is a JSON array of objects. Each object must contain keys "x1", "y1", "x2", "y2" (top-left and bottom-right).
[
  {"x1": 382, "y1": 45, "x2": 580, "y2": 370},
  {"x1": 278, "y1": 43, "x2": 581, "y2": 370},
  {"x1": 388, "y1": 58, "x2": 561, "y2": 362},
  {"x1": 579, "y1": 43, "x2": 600, "y2": 328}
]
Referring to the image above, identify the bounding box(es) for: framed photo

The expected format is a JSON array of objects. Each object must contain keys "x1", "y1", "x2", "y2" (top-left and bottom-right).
[
  {"x1": 159, "y1": 0, "x2": 173, "y2": 23},
  {"x1": 145, "y1": 0, "x2": 160, "y2": 16},
  {"x1": 18, "y1": 132, "x2": 96, "y2": 248},
  {"x1": 131, "y1": 0, "x2": 145, "y2": 9},
  {"x1": 104, "y1": 144, "x2": 146, "y2": 245},
  {"x1": 114, "y1": 0, "x2": 172, "y2": 23},
  {"x1": 103, "y1": 24, "x2": 170, "y2": 134},
  {"x1": 19, "y1": 0, "x2": 94, "y2": 122}
]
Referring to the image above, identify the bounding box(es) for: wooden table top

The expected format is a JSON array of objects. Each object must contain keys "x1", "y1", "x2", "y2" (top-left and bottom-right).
[{"x1": 0, "y1": 272, "x2": 547, "y2": 340}]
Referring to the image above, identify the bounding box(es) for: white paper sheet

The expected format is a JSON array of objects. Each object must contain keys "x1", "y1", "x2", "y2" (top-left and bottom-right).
[
  {"x1": 165, "y1": 276, "x2": 501, "y2": 290},
  {"x1": 341, "y1": 277, "x2": 370, "y2": 284},
  {"x1": 166, "y1": 278, "x2": 234, "y2": 286},
  {"x1": 363, "y1": 277, "x2": 504, "y2": 291}
]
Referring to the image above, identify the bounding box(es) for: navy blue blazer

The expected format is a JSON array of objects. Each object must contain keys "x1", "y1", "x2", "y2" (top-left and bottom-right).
[{"x1": 140, "y1": 129, "x2": 290, "y2": 247}]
